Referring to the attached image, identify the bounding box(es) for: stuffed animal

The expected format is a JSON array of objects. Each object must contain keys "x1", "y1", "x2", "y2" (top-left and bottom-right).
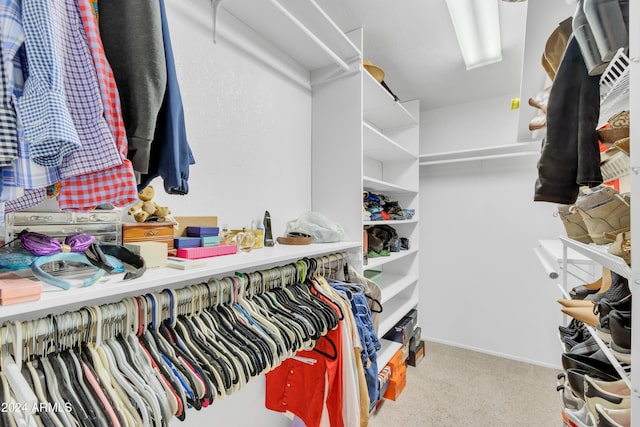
[{"x1": 127, "y1": 185, "x2": 172, "y2": 223}]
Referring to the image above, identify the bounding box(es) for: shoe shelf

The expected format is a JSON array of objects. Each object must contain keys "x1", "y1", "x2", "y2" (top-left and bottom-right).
[
  {"x1": 372, "y1": 272, "x2": 419, "y2": 304},
  {"x1": 378, "y1": 296, "x2": 418, "y2": 338},
  {"x1": 363, "y1": 72, "x2": 417, "y2": 131},
  {"x1": 559, "y1": 237, "x2": 632, "y2": 281},
  {"x1": 598, "y1": 49, "x2": 630, "y2": 129},
  {"x1": 584, "y1": 324, "x2": 632, "y2": 390},
  {"x1": 0, "y1": 241, "x2": 362, "y2": 324},
  {"x1": 363, "y1": 176, "x2": 418, "y2": 195},
  {"x1": 377, "y1": 339, "x2": 403, "y2": 372},
  {"x1": 365, "y1": 247, "x2": 418, "y2": 270},
  {"x1": 363, "y1": 122, "x2": 416, "y2": 163}
]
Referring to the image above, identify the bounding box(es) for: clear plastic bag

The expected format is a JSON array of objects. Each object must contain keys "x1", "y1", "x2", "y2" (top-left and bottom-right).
[{"x1": 284, "y1": 211, "x2": 349, "y2": 243}]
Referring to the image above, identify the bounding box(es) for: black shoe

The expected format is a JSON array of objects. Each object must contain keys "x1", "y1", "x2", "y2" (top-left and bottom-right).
[
  {"x1": 609, "y1": 310, "x2": 632, "y2": 364},
  {"x1": 566, "y1": 368, "x2": 619, "y2": 399},
  {"x1": 561, "y1": 353, "x2": 621, "y2": 380},
  {"x1": 585, "y1": 272, "x2": 631, "y2": 303}
]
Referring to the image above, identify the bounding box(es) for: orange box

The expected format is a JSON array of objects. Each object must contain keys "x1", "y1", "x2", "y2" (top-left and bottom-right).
[
  {"x1": 383, "y1": 364, "x2": 406, "y2": 401},
  {"x1": 387, "y1": 349, "x2": 406, "y2": 377}
]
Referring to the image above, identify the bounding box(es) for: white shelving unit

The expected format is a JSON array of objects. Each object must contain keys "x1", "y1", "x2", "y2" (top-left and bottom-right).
[
  {"x1": 556, "y1": 237, "x2": 633, "y2": 389},
  {"x1": 0, "y1": 242, "x2": 361, "y2": 323},
  {"x1": 310, "y1": 26, "x2": 420, "y2": 381}
]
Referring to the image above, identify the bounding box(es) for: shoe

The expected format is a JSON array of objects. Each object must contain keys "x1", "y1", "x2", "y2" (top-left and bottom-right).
[
  {"x1": 564, "y1": 405, "x2": 595, "y2": 427},
  {"x1": 573, "y1": 0, "x2": 608, "y2": 76},
  {"x1": 584, "y1": 375, "x2": 630, "y2": 422},
  {"x1": 568, "y1": 336, "x2": 601, "y2": 356},
  {"x1": 558, "y1": 204, "x2": 594, "y2": 244},
  {"x1": 576, "y1": 188, "x2": 630, "y2": 245},
  {"x1": 594, "y1": 295, "x2": 632, "y2": 343},
  {"x1": 559, "y1": 380, "x2": 585, "y2": 410},
  {"x1": 567, "y1": 369, "x2": 620, "y2": 399},
  {"x1": 529, "y1": 86, "x2": 551, "y2": 113},
  {"x1": 585, "y1": 272, "x2": 630, "y2": 304},
  {"x1": 562, "y1": 306, "x2": 599, "y2": 327},
  {"x1": 571, "y1": 270, "x2": 609, "y2": 300},
  {"x1": 608, "y1": 311, "x2": 631, "y2": 364},
  {"x1": 529, "y1": 111, "x2": 546, "y2": 131},
  {"x1": 559, "y1": 299, "x2": 596, "y2": 308},
  {"x1": 562, "y1": 353, "x2": 621, "y2": 380},
  {"x1": 605, "y1": 231, "x2": 630, "y2": 265},
  {"x1": 613, "y1": 137, "x2": 629, "y2": 156},
  {"x1": 593, "y1": 404, "x2": 631, "y2": 427}
]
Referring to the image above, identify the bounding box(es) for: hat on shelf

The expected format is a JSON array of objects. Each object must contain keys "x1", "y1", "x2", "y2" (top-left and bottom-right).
[
  {"x1": 542, "y1": 17, "x2": 573, "y2": 81},
  {"x1": 363, "y1": 60, "x2": 385, "y2": 83}
]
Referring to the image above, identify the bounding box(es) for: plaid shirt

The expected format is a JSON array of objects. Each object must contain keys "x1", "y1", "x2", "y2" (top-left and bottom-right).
[
  {"x1": 19, "y1": 0, "x2": 81, "y2": 167},
  {"x1": 0, "y1": 48, "x2": 17, "y2": 168},
  {"x1": 0, "y1": 0, "x2": 57, "y2": 214},
  {"x1": 57, "y1": 0, "x2": 138, "y2": 211},
  {"x1": 52, "y1": 0, "x2": 122, "y2": 179}
]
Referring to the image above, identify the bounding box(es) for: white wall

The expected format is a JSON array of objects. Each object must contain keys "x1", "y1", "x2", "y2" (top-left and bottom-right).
[
  {"x1": 148, "y1": 0, "x2": 313, "y2": 241},
  {"x1": 419, "y1": 96, "x2": 567, "y2": 368},
  {"x1": 159, "y1": 2, "x2": 309, "y2": 425}
]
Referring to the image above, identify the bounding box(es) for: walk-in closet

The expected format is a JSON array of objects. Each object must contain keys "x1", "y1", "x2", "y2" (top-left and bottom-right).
[{"x1": 0, "y1": 0, "x2": 635, "y2": 426}]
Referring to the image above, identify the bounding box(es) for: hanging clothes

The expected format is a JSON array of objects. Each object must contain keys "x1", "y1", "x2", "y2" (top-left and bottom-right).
[
  {"x1": 0, "y1": 28, "x2": 17, "y2": 168},
  {"x1": 18, "y1": 0, "x2": 81, "y2": 168},
  {"x1": 56, "y1": 0, "x2": 138, "y2": 211},
  {"x1": 97, "y1": 0, "x2": 167, "y2": 177},
  {"x1": 138, "y1": 0, "x2": 195, "y2": 195}
]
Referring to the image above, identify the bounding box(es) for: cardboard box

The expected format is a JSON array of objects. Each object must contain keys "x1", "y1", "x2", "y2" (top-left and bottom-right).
[
  {"x1": 124, "y1": 242, "x2": 168, "y2": 269},
  {"x1": 186, "y1": 226, "x2": 219, "y2": 237},
  {"x1": 383, "y1": 309, "x2": 417, "y2": 346},
  {"x1": 383, "y1": 364, "x2": 406, "y2": 401},
  {"x1": 408, "y1": 340, "x2": 425, "y2": 367},
  {"x1": 173, "y1": 216, "x2": 218, "y2": 237},
  {"x1": 173, "y1": 237, "x2": 201, "y2": 248}
]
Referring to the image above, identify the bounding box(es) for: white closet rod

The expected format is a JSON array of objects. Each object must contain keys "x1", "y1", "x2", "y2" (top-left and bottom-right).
[
  {"x1": 419, "y1": 151, "x2": 538, "y2": 166},
  {"x1": 306, "y1": 0, "x2": 361, "y2": 56},
  {"x1": 533, "y1": 247, "x2": 559, "y2": 279},
  {"x1": 268, "y1": 0, "x2": 350, "y2": 71}
]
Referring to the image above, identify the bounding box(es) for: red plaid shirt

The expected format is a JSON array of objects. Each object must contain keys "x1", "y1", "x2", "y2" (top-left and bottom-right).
[{"x1": 57, "y1": 0, "x2": 138, "y2": 211}]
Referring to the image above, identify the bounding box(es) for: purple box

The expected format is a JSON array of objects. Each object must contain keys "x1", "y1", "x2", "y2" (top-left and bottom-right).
[
  {"x1": 173, "y1": 237, "x2": 201, "y2": 248},
  {"x1": 186, "y1": 226, "x2": 220, "y2": 237}
]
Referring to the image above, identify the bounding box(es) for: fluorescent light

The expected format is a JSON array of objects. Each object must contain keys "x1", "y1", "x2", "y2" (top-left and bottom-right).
[{"x1": 445, "y1": 0, "x2": 503, "y2": 70}]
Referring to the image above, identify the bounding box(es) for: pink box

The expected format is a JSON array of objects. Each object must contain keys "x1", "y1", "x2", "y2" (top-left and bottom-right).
[
  {"x1": 176, "y1": 244, "x2": 237, "y2": 259},
  {"x1": 0, "y1": 273, "x2": 42, "y2": 299}
]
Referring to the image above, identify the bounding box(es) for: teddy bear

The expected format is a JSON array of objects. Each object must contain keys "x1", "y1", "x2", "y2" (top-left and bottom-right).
[{"x1": 127, "y1": 185, "x2": 172, "y2": 223}]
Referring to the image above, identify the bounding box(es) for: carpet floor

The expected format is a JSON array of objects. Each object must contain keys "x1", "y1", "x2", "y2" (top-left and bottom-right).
[{"x1": 368, "y1": 341, "x2": 563, "y2": 427}]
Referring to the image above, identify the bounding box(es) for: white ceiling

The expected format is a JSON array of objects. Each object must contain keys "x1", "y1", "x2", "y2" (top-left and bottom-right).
[{"x1": 315, "y1": 0, "x2": 565, "y2": 112}]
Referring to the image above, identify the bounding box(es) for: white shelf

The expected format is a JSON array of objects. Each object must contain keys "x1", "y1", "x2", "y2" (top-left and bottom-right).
[
  {"x1": 220, "y1": 0, "x2": 361, "y2": 72},
  {"x1": 559, "y1": 237, "x2": 632, "y2": 280},
  {"x1": 363, "y1": 72, "x2": 417, "y2": 130},
  {"x1": 365, "y1": 248, "x2": 418, "y2": 270},
  {"x1": 419, "y1": 142, "x2": 540, "y2": 166},
  {"x1": 378, "y1": 297, "x2": 417, "y2": 337},
  {"x1": 538, "y1": 239, "x2": 595, "y2": 266},
  {"x1": 363, "y1": 176, "x2": 418, "y2": 194},
  {"x1": 369, "y1": 273, "x2": 418, "y2": 304},
  {"x1": 363, "y1": 122, "x2": 416, "y2": 163},
  {"x1": 363, "y1": 219, "x2": 418, "y2": 226},
  {"x1": 0, "y1": 241, "x2": 361, "y2": 323},
  {"x1": 598, "y1": 49, "x2": 630, "y2": 129},
  {"x1": 377, "y1": 339, "x2": 403, "y2": 369}
]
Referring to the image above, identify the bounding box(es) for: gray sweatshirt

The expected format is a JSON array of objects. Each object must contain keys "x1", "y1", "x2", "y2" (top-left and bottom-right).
[{"x1": 98, "y1": 0, "x2": 167, "y2": 176}]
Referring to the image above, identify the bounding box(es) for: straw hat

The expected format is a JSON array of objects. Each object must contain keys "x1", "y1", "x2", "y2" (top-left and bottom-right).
[{"x1": 363, "y1": 60, "x2": 385, "y2": 83}]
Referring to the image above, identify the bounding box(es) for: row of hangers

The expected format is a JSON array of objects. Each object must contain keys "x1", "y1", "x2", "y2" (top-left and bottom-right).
[{"x1": 0, "y1": 252, "x2": 350, "y2": 427}]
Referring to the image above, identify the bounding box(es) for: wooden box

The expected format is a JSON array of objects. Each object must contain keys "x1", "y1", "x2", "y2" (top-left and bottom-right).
[{"x1": 122, "y1": 222, "x2": 175, "y2": 249}]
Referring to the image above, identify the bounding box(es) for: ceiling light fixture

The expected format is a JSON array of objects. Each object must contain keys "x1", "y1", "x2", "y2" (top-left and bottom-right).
[{"x1": 445, "y1": 0, "x2": 503, "y2": 70}]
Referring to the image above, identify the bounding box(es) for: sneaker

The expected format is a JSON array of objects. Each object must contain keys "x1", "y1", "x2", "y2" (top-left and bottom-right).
[
  {"x1": 564, "y1": 406, "x2": 595, "y2": 427},
  {"x1": 584, "y1": 375, "x2": 631, "y2": 422},
  {"x1": 608, "y1": 311, "x2": 631, "y2": 364},
  {"x1": 568, "y1": 336, "x2": 601, "y2": 356},
  {"x1": 593, "y1": 404, "x2": 631, "y2": 427},
  {"x1": 585, "y1": 273, "x2": 630, "y2": 304}
]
